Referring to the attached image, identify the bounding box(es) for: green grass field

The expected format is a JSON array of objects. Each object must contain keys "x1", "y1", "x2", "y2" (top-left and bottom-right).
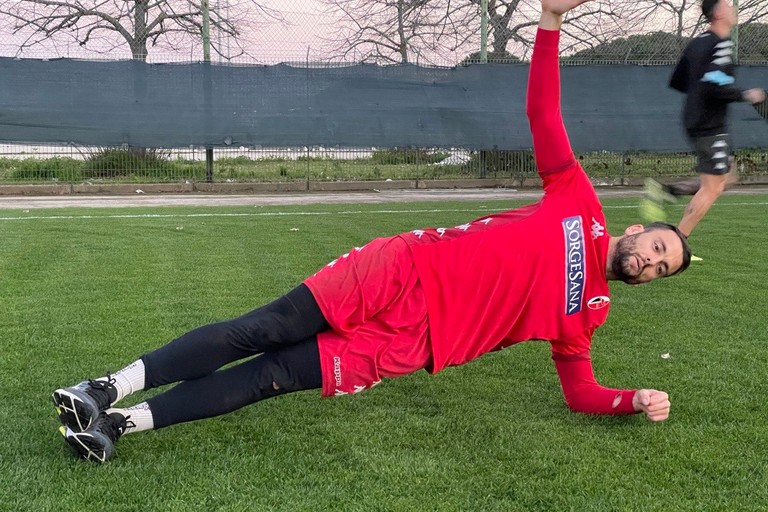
[{"x1": 1, "y1": 194, "x2": 767, "y2": 511}]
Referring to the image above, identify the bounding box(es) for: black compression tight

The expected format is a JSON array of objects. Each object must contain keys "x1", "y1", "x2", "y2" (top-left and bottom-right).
[
  {"x1": 146, "y1": 339, "x2": 322, "y2": 429},
  {"x1": 137, "y1": 284, "x2": 329, "y2": 428},
  {"x1": 141, "y1": 284, "x2": 327, "y2": 386}
]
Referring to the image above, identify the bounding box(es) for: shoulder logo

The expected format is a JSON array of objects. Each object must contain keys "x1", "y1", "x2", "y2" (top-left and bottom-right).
[
  {"x1": 587, "y1": 296, "x2": 611, "y2": 310},
  {"x1": 591, "y1": 217, "x2": 605, "y2": 240}
]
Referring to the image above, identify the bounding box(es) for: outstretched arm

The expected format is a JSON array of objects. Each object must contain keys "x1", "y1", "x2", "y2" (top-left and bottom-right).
[
  {"x1": 670, "y1": 38, "x2": 764, "y2": 104},
  {"x1": 553, "y1": 352, "x2": 671, "y2": 421},
  {"x1": 527, "y1": 1, "x2": 591, "y2": 176},
  {"x1": 700, "y1": 41, "x2": 745, "y2": 103},
  {"x1": 699, "y1": 39, "x2": 765, "y2": 104}
]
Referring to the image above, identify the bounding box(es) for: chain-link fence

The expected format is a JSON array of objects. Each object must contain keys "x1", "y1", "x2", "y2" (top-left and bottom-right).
[
  {"x1": 1, "y1": 0, "x2": 768, "y2": 185},
  {"x1": 3, "y1": 143, "x2": 768, "y2": 185}
]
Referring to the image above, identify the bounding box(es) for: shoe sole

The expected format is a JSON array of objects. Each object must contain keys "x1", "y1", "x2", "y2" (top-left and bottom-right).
[
  {"x1": 639, "y1": 198, "x2": 667, "y2": 223},
  {"x1": 641, "y1": 179, "x2": 679, "y2": 223},
  {"x1": 52, "y1": 388, "x2": 99, "y2": 432},
  {"x1": 61, "y1": 426, "x2": 113, "y2": 463}
]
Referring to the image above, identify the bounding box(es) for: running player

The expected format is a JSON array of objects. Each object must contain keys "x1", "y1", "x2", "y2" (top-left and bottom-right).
[
  {"x1": 642, "y1": 0, "x2": 766, "y2": 237},
  {"x1": 53, "y1": 0, "x2": 691, "y2": 463}
]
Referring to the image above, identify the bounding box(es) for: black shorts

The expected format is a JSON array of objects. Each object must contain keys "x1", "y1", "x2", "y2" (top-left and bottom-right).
[{"x1": 690, "y1": 133, "x2": 733, "y2": 176}]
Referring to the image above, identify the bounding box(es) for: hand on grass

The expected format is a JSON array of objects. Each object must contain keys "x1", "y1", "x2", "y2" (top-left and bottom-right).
[{"x1": 632, "y1": 389, "x2": 670, "y2": 422}]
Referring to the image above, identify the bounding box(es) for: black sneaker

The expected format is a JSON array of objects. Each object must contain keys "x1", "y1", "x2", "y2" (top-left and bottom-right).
[
  {"x1": 52, "y1": 377, "x2": 118, "y2": 432},
  {"x1": 61, "y1": 412, "x2": 133, "y2": 463}
]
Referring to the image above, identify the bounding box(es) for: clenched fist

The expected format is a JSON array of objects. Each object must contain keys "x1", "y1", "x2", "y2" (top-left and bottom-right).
[{"x1": 632, "y1": 389, "x2": 670, "y2": 422}]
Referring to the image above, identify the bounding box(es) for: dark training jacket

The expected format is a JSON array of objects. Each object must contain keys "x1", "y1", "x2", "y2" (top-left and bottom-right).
[{"x1": 669, "y1": 31, "x2": 745, "y2": 137}]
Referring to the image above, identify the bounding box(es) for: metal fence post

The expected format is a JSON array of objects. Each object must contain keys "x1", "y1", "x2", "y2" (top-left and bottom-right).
[
  {"x1": 415, "y1": 146, "x2": 420, "y2": 188},
  {"x1": 305, "y1": 46, "x2": 311, "y2": 191},
  {"x1": 733, "y1": 0, "x2": 740, "y2": 63},
  {"x1": 480, "y1": 0, "x2": 489, "y2": 64},
  {"x1": 621, "y1": 152, "x2": 627, "y2": 185},
  {"x1": 202, "y1": 0, "x2": 214, "y2": 183}
]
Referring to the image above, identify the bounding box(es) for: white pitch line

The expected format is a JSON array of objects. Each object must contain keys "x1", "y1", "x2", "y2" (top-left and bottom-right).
[{"x1": 0, "y1": 203, "x2": 766, "y2": 222}]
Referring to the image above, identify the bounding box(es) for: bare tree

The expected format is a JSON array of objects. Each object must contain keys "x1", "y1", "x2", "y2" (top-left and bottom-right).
[
  {"x1": 462, "y1": 0, "x2": 630, "y2": 60},
  {"x1": 462, "y1": 0, "x2": 768, "y2": 64},
  {"x1": 619, "y1": 0, "x2": 702, "y2": 38},
  {"x1": 603, "y1": 0, "x2": 768, "y2": 39},
  {"x1": 471, "y1": 0, "x2": 530, "y2": 55},
  {"x1": 0, "y1": 0, "x2": 283, "y2": 61},
  {"x1": 320, "y1": 0, "x2": 478, "y2": 65},
  {"x1": 737, "y1": 0, "x2": 768, "y2": 25},
  {"x1": 582, "y1": 0, "x2": 768, "y2": 63}
]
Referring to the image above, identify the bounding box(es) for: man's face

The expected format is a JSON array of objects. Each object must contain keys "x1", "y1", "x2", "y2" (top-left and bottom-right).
[
  {"x1": 611, "y1": 228, "x2": 685, "y2": 285},
  {"x1": 715, "y1": 0, "x2": 738, "y2": 29}
]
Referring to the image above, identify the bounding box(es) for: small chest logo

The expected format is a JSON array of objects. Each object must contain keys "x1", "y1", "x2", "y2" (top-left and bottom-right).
[{"x1": 587, "y1": 296, "x2": 611, "y2": 310}]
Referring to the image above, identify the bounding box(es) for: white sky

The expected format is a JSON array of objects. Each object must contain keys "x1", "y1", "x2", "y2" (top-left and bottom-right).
[
  {"x1": 0, "y1": 0, "x2": 740, "y2": 64},
  {"x1": 0, "y1": 0, "x2": 499, "y2": 64},
  {"x1": 0, "y1": 0, "x2": 378, "y2": 63}
]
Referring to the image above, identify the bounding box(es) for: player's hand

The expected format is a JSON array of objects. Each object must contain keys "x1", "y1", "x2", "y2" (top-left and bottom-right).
[
  {"x1": 632, "y1": 389, "x2": 670, "y2": 422},
  {"x1": 743, "y1": 88, "x2": 766, "y2": 104},
  {"x1": 541, "y1": 0, "x2": 592, "y2": 16}
]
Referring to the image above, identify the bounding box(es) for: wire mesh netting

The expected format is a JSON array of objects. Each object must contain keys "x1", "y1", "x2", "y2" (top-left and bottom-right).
[
  {"x1": 3, "y1": 143, "x2": 768, "y2": 184},
  {"x1": 1, "y1": 0, "x2": 767, "y2": 184}
]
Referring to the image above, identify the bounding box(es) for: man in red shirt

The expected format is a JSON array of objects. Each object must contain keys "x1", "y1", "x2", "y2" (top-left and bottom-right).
[{"x1": 53, "y1": 0, "x2": 691, "y2": 463}]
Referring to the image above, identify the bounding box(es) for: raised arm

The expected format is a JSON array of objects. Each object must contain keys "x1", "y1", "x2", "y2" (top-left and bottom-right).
[
  {"x1": 526, "y1": 1, "x2": 587, "y2": 175},
  {"x1": 553, "y1": 351, "x2": 671, "y2": 421}
]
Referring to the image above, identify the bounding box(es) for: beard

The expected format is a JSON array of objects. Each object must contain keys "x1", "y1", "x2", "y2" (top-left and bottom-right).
[{"x1": 611, "y1": 233, "x2": 642, "y2": 284}]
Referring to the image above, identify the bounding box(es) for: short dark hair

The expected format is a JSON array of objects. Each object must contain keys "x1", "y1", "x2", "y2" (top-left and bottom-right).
[
  {"x1": 702, "y1": 0, "x2": 719, "y2": 23},
  {"x1": 643, "y1": 222, "x2": 692, "y2": 276}
]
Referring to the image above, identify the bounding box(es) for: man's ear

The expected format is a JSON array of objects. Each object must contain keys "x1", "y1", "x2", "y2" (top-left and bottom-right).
[{"x1": 624, "y1": 224, "x2": 644, "y2": 236}]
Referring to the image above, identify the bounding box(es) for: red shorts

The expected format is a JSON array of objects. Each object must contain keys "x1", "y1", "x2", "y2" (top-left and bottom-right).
[{"x1": 304, "y1": 236, "x2": 431, "y2": 397}]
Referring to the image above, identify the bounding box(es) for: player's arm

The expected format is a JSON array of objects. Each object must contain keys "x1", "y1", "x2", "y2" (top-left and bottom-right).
[
  {"x1": 526, "y1": 11, "x2": 577, "y2": 181},
  {"x1": 699, "y1": 42, "x2": 746, "y2": 103},
  {"x1": 552, "y1": 351, "x2": 670, "y2": 421},
  {"x1": 669, "y1": 55, "x2": 689, "y2": 93}
]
